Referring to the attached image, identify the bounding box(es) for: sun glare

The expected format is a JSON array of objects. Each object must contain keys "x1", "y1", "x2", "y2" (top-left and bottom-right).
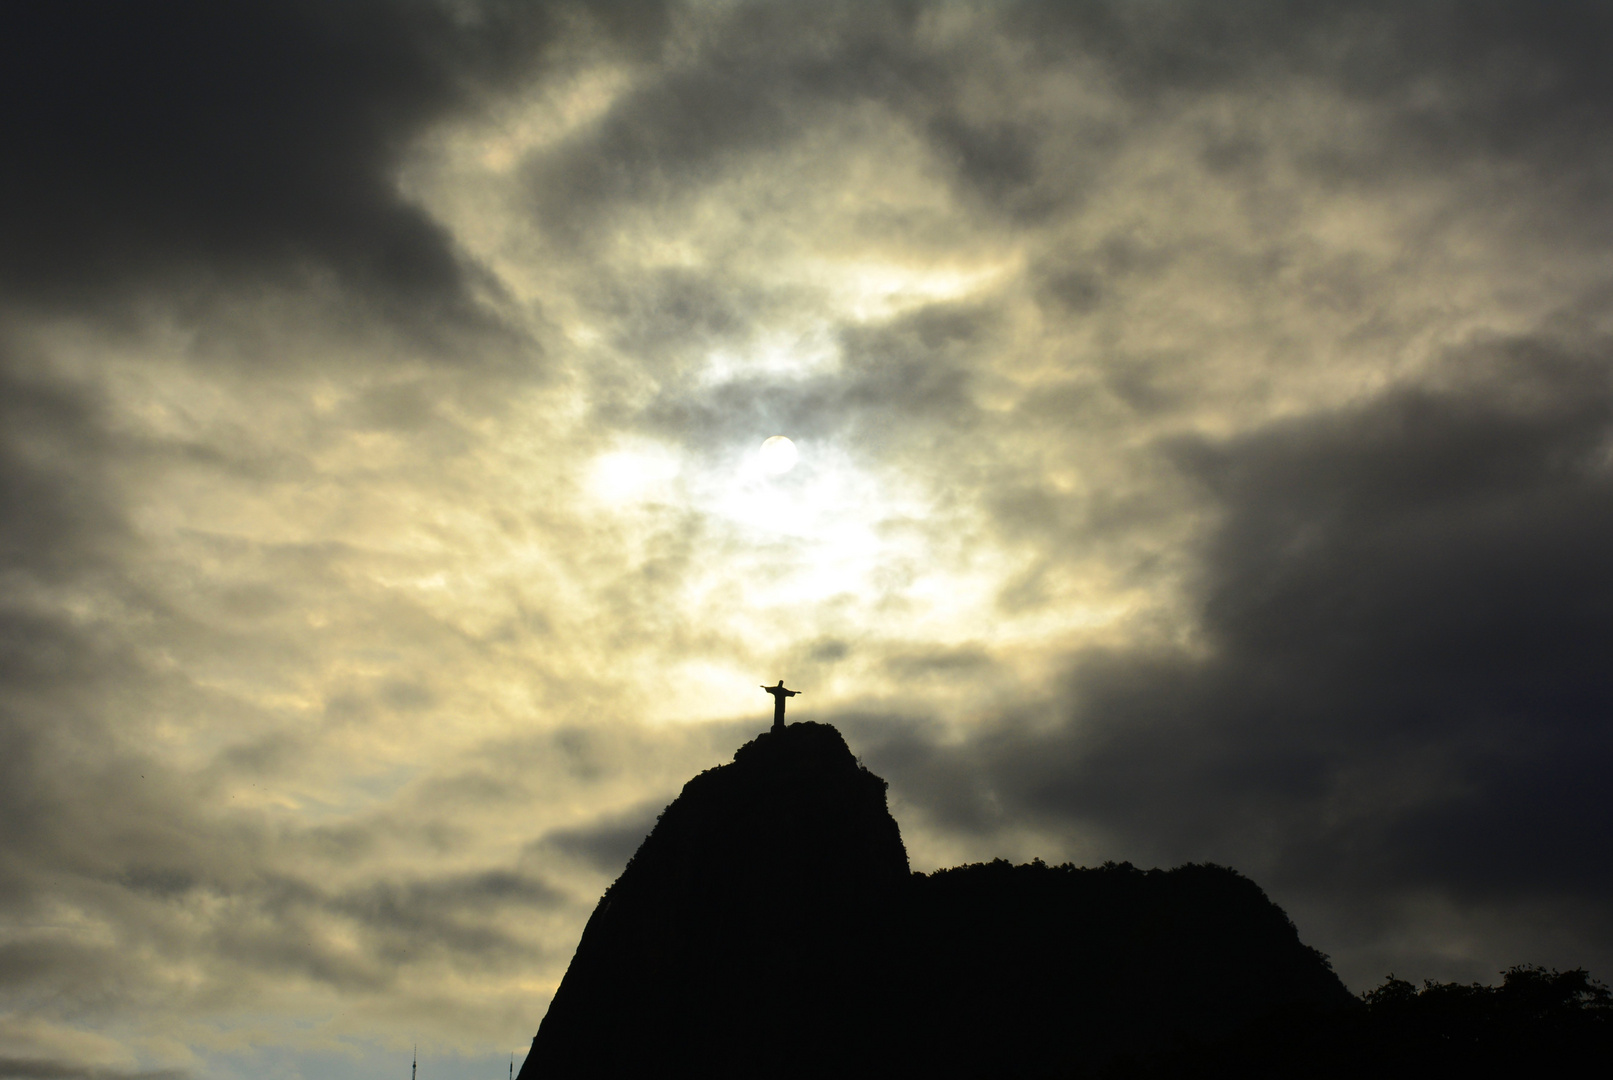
[{"x1": 758, "y1": 435, "x2": 800, "y2": 474}]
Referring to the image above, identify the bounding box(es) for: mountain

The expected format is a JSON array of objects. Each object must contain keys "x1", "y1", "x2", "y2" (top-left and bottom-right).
[
  {"x1": 897, "y1": 858, "x2": 1352, "y2": 1074},
  {"x1": 517, "y1": 721, "x2": 1351, "y2": 1077},
  {"x1": 520, "y1": 722, "x2": 909, "y2": 1077}
]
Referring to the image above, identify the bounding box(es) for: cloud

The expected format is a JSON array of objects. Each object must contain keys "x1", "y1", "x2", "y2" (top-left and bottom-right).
[
  {"x1": 0, "y1": 1, "x2": 622, "y2": 312},
  {"x1": 0, "y1": 351, "x2": 127, "y2": 579},
  {"x1": 0, "y1": 1060, "x2": 187, "y2": 1080},
  {"x1": 521, "y1": 3, "x2": 948, "y2": 245},
  {"x1": 859, "y1": 333, "x2": 1613, "y2": 981},
  {"x1": 537, "y1": 801, "x2": 663, "y2": 876},
  {"x1": 5, "y1": 2, "x2": 1613, "y2": 1073}
]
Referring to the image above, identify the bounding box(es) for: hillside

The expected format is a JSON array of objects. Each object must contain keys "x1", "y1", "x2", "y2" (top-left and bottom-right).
[{"x1": 517, "y1": 722, "x2": 1353, "y2": 1076}]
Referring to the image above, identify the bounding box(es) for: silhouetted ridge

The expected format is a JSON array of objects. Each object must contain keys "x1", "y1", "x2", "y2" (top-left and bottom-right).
[
  {"x1": 899, "y1": 858, "x2": 1352, "y2": 1073},
  {"x1": 517, "y1": 723, "x2": 1354, "y2": 1077}
]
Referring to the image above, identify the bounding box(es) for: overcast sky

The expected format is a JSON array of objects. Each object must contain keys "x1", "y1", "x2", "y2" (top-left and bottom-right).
[{"x1": 4, "y1": 2, "x2": 1613, "y2": 1077}]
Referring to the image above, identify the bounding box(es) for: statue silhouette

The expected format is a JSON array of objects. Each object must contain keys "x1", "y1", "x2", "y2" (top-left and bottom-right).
[{"x1": 761, "y1": 681, "x2": 800, "y2": 732}]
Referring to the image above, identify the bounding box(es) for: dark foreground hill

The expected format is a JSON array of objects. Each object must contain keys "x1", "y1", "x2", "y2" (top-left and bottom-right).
[
  {"x1": 524, "y1": 722, "x2": 910, "y2": 1077},
  {"x1": 517, "y1": 723, "x2": 1606, "y2": 1077}
]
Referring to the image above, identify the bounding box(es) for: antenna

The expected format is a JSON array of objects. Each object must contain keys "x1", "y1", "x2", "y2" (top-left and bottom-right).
[
  {"x1": 510, "y1": 1055, "x2": 514, "y2": 1080},
  {"x1": 412, "y1": 1044, "x2": 416, "y2": 1080}
]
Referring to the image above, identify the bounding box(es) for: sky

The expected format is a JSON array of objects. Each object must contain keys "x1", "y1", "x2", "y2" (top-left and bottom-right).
[{"x1": 4, "y1": 1, "x2": 1613, "y2": 1077}]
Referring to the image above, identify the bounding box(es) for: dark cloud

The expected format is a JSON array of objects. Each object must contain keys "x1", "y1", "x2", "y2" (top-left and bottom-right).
[
  {"x1": 926, "y1": 115, "x2": 1046, "y2": 214},
  {"x1": 1171, "y1": 339, "x2": 1613, "y2": 893},
  {"x1": 0, "y1": 0, "x2": 668, "y2": 311},
  {"x1": 847, "y1": 712, "x2": 1005, "y2": 836},
  {"x1": 521, "y1": 1, "x2": 1613, "y2": 253},
  {"x1": 867, "y1": 334, "x2": 1613, "y2": 978},
  {"x1": 11, "y1": 0, "x2": 1605, "y2": 314},
  {"x1": 635, "y1": 299, "x2": 994, "y2": 469},
  {"x1": 1191, "y1": 339, "x2": 1613, "y2": 715},
  {"x1": 0, "y1": 354, "x2": 125, "y2": 580},
  {"x1": 329, "y1": 869, "x2": 561, "y2": 964},
  {"x1": 595, "y1": 267, "x2": 766, "y2": 377},
  {"x1": 883, "y1": 644, "x2": 995, "y2": 683},
  {"x1": 1009, "y1": 0, "x2": 1613, "y2": 133},
  {"x1": 523, "y1": 3, "x2": 946, "y2": 243},
  {"x1": 1013, "y1": 0, "x2": 1613, "y2": 231},
  {"x1": 539, "y1": 801, "x2": 663, "y2": 876},
  {"x1": 519, "y1": 0, "x2": 1131, "y2": 235},
  {"x1": 1323, "y1": 2, "x2": 1613, "y2": 173}
]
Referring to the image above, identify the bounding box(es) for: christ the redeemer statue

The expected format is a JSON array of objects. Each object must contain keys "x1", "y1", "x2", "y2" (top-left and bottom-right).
[{"x1": 762, "y1": 680, "x2": 799, "y2": 732}]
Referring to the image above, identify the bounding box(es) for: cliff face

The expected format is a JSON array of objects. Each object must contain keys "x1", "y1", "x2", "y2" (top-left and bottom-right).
[{"x1": 519, "y1": 723, "x2": 1350, "y2": 1078}]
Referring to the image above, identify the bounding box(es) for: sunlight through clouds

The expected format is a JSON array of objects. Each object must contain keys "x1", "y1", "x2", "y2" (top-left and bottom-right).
[{"x1": 5, "y1": 3, "x2": 1613, "y2": 1077}]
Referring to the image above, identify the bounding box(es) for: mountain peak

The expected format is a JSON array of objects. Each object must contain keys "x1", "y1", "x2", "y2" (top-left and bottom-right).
[
  {"x1": 519, "y1": 723, "x2": 1350, "y2": 1077},
  {"x1": 632, "y1": 719, "x2": 909, "y2": 888},
  {"x1": 521, "y1": 722, "x2": 909, "y2": 1077}
]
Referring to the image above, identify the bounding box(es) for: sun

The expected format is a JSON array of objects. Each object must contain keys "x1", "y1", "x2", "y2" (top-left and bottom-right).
[{"x1": 758, "y1": 435, "x2": 799, "y2": 475}]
